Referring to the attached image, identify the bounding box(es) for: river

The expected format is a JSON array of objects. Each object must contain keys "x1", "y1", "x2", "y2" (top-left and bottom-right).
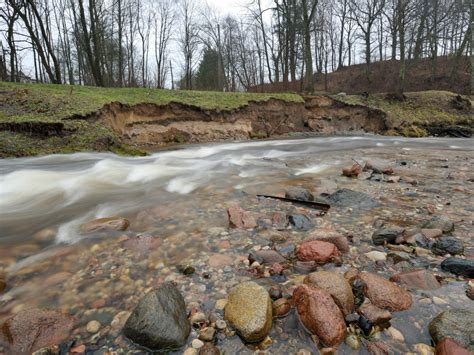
[{"x1": 1, "y1": 136, "x2": 473, "y2": 353}]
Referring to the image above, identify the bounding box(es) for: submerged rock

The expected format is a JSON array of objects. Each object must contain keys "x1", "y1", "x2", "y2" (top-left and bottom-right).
[
  {"x1": 81, "y1": 217, "x2": 130, "y2": 233},
  {"x1": 227, "y1": 204, "x2": 257, "y2": 229},
  {"x1": 440, "y1": 258, "x2": 474, "y2": 278},
  {"x1": 326, "y1": 188, "x2": 380, "y2": 209},
  {"x1": 306, "y1": 229, "x2": 350, "y2": 253},
  {"x1": 429, "y1": 309, "x2": 474, "y2": 351},
  {"x1": 304, "y1": 271, "x2": 354, "y2": 316},
  {"x1": 372, "y1": 226, "x2": 405, "y2": 245},
  {"x1": 435, "y1": 338, "x2": 472, "y2": 355},
  {"x1": 296, "y1": 240, "x2": 340, "y2": 264},
  {"x1": 293, "y1": 284, "x2": 346, "y2": 347},
  {"x1": 390, "y1": 269, "x2": 441, "y2": 290},
  {"x1": 123, "y1": 282, "x2": 190, "y2": 351},
  {"x1": 224, "y1": 281, "x2": 272, "y2": 343},
  {"x1": 431, "y1": 237, "x2": 464, "y2": 256},
  {"x1": 358, "y1": 272, "x2": 412, "y2": 312},
  {"x1": 288, "y1": 214, "x2": 313, "y2": 231},
  {"x1": 358, "y1": 303, "x2": 392, "y2": 325},
  {"x1": 1, "y1": 308, "x2": 74, "y2": 353}
]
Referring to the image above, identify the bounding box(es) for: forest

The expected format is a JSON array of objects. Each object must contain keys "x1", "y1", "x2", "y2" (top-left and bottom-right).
[{"x1": 1, "y1": 0, "x2": 472, "y2": 94}]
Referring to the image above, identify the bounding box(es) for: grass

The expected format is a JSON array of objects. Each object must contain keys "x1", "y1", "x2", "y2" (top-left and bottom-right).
[
  {"x1": 0, "y1": 81, "x2": 303, "y2": 158},
  {"x1": 334, "y1": 90, "x2": 474, "y2": 137}
]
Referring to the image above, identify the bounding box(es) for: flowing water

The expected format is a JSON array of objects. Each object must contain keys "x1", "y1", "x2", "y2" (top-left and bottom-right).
[{"x1": 1, "y1": 136, "x2": 473, "y2": 353}]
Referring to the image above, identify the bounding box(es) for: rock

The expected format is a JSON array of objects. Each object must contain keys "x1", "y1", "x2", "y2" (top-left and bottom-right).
[
  {"x1": 296, "y1": 240, "x2": 340, "y2": 264},
  {"x1": 345, "y1": 334, "x2": 361, "y2": 350},
  {"x1": 421, "y1": 228, "x2": 443, "y2": 239},
  {"x1": 0, "y1": 276, "x2": 6, "y2": 293},
  {"x1": 293, "y1": 284, "x2": 346, "y2": 347},
  {"x1": 435, "y1": 338, "x2": 472, "y2": 355},
  {"x1": 86, "y1": 320, "x2": 101, "y2": 333},
  {"x1": 385, "y1": 327, "x2": 405, "y2": 342},
  {"x1": 208, "y1": 254, "x2": 234, "y2": 269},
  {"x1": 386, "y1": 176, "x2": 400, "y2": 183},
  {"x1": 415, "y1": 233, "x2": 434, "y2": 249},
  {"x1": 304, "y1": 271, "x2": 354, "y2": 316},
  {"x1": 190, "y1": 312, "x2": 207, "y2": 324},
  {"x1": 255, "y1": 250, "x2": 286, "y2": 265},
  {"x1": 440, "y1": 258, "x2": 474, "y2": 278},
  {"x1": 467, "y1": 282, "x2": 474, "y2": 300},
  {"x1": 285, "y1": 187, "x2": 314, "y2": 201},
  {"x1": 224, "y1": 281, "x2": 272, "y2": 343},
  {"x1": 192, "y1": 339, "x2": 204, "y2": 349},
  {"x1": 294, "y1": 261, "x2": 318, "y2": 274},
  {"x1": 414, "y1": 343, "x2": 435, "y2": 355},
  {"x1": 272, "y1": 212, "x2": 288, "y2": 229},
  {"x1": 215, "y1": 299, "x2": 227, "y2": 311},
  {"x1": 390, "y1": 270, "x2": 441, "y2": 290},
  {"x1": 342, "y1": 163, "x2": 362, "y2": 178},
  {"x1": 198, "y1": 342, "x2": 220, "y2": 355},
  {"x1": 306, "y1": 230, "x2": 350, "y2": 253},
  {"x1": 216, "y1": 320, "x2": 227, "y2": 330},
  {"x1": 123, "y1": 282, "x2": 190, "y2": 350},
  {"x1": 365, "y1": 251, "x2": 387, "y2": 262},
  {"x1": 364, "y1": 160, "x2": 394, "y2": 175},
  {"x1": 80, "y1": 217, "x2": 130, "y2": 233},
  {"x1": 372, "y1": 227, "x2": 405, "y2": 245},
  {"x1": 288, "y1": 214, "x2": 313, "y2": 231},
  {"x1": 227, "y1": 204, "x2": 257, "y2": 229},
  {"x1": 122, "y1": 235, "x2": 161, "y2": 252},
  {"x1": 429, "y1": 309, "x2": 474, "y2": 351},
  {"x1": 199, "y1": 327, "x2": 216, "y2": 342},
  {"x1": 184, "y1": 348, "x2": 198, "y2": 355},
  {"x1": 269, "y1": 263, "x2": 284, "y2": 276},
  {"x1": 358, "y1": 303, "x2": 392, "y2": 325},
  {"x1": 363, "y1": 340, "x2": 389, "y2": 355},
  {"x1": 358, "y1": 315, "x2": 373, "y2": 335},
  {"x1": 423, "y1": 216, "x2": 454, "y2": 233},
  {"x1": 326, "y1": 189, "x2": 380, "y2": 209},
  {"x1": 272, "y1": 298, "x2": 291, "y2": 318},
  {"x1": 431, "y1": 237, "x2": 464, "y2": 256},
  {"x1": 1, "y1": 308, "x2": 74, "y2": 353},
  {"x1": 358, "y1": 272, "x2": 412, "y2": 312}
]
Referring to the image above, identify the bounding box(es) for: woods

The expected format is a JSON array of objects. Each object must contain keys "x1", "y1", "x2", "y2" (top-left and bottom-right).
[{"x1": 0, "y1": 0, "x2": 472, "y2": 93}]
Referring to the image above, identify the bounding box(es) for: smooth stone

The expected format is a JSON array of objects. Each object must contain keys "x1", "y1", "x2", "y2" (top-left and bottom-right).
[
  {"x1": 431, "y1": 237, "x2": 464, "y2": 256},
  {"x1": 304, "y1": 271, "x2": 354, "y2": 316},
  {"x1": 1, "y1": 308, "x2": 74, "y2": 353},
  {"x1": 414, "y1": 343, "x2": 435, "y2": 355},
  {"x1": 372, "y1": 227, "x2": 405, "y2": 245},
  {"x1": 255, "y1": 250, "x2": 286, "y2": 265},
  {"x1": 215, "y1": 320, "x2": 227, "y2": 330},
  {"x1": 390, "y1": 269, "x2": 441, "y2": 290},
  {"x1": 288, "y1": 214, "x2": 313, "y2": 231},
  {"x1": 227, "y1": 204, "x2": 257, "y2": 229},
  {"x1": 326, "y1": 188, "x2": 380, "y2": 209},
  {"x1": 385, "y1": 327, "x2": 405, "y2": 342},
  {"x1": 80, "y1": 217, "x2": 130, "y2": 233},
  {"x1": 423, "y1": 216, "x2": 454, "y2": 233},
  {"x1": 365, "y1": 251, "x2": 387, "y2": 262},
  {"x1": 358, "y1": 272, "x2": 412, "y2": 312},
  {"x1": 123, "y1": 282, "x2": 190, "y2": 350},
  {"x1": 421, "y1": 228, "x2": 443, "y2": 239},
  {"x1": 285, "y1": 187, "x2": 314, "y2": 201},
  {"x1": 199, "y1": 327, "x2": 216, "y2": 342},
  {"x1": 198, "y1": 342, "x2": 220, "y2": 355},
  {"x1": 192, "y1": 339, "x2": 204, "y2": 349},
  {"x1": 358, "y1": 303, "x2": 392, "y2": 325},
  {"x1": 224, "y1": 281, "x2": 272, "y2": 343},
  {"x1": 345, "y1": 334, "x2": 361, "y2": 350},
  {"x1": 441, "y1": 258, "x2": 474, "y2": 278},
  {"x1": 86, "y1": 320, "x2": 101, "y2": 333},
  {"x1": 296, "y1": 240, "x2": 340, "y2": 264},
  {"x1": 190, "y1": 312, "x2": 207, "y2": 324},
  {"x1": 306, "y1": 229, "x2": 350, "y2": 253},
  {"x1": 293, "y1": 284, "x2": 346, "y2": 347},
  {"x1": 272, "y1": 298, "x2": 291, "y2": 318},
  {"x1": 435, "y1": 338, "x2": 472, "y2": 355},
  {"x1": 429, "y1": 309, "x2": 474, "y2": 351}
]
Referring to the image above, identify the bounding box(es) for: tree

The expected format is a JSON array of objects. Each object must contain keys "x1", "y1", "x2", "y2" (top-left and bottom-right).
[{"x1": 195, "y1": 48, "x2": 224, "y2": 91}]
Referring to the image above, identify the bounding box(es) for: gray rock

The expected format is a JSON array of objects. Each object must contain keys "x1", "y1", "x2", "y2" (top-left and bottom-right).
[
  {"x1": 326, "y1": 189, "x2": 380, "y2": 209},
  {"x1": 285, "y1": 187, "x2": 314, "y2": 201},
  {"x1": 372, "y1": 227, "x2": 405, "y2": 245},
  {"x1": 423, "y1": 216, "x2": 454, "y2": 233},
  {"x1": 123, "y1": 282, "x2": 190, "y2": 351},
  {"x1": 289, "y1": 214, "x2": 313, "y2": 231},
  {"x1": 441, "y1": 258, "x2": 474, "y2": 278},
  {"x1": 431, "y1": 237, "x2": 464, "y2": 256},
  {"x1": 429, "y1": 309, "x2": 474, "y2": 351}
]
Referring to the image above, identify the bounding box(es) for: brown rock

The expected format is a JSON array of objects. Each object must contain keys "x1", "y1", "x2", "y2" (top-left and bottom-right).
[
  {"x1": 44, "y1": 272, "x2": 72, "y2": 287},
  {"x1": 342, "y1": 163, "x2": 362, "y2": 178},
  {"x1": 358, "y1": 303, "x2": 392, "y2": 325},
  {"x1": 421, "y1": 229, "x2": 443, "y2": 239},
  {"x1": 199, "y1": 342, "x2": 220, "y2": 355},
  {"x1": 296, "y1": 240, "x2": 340, "y2": 264},
  {"x1": 80, "y1": 217, "x2": 130, "y2": 233},
  {"x1": 227, "y1": 204, "x2": 257, "y2": 229},
  {"x1": 306, "y1": 230, "x2": 350, "y2": 253},
  {"x1": 293, "y1": 284, "x2": 346, "y2": 347},
  {"x1": 256, "y1": 250, "x2": 286, "y2": 265},
  {"x1": 272, "y1": 298, "x2": 291, "y2": 318},
  {"x1": 1, "y1": 308, "x2": 74, "y2": 353},
  {"x1": 122, "y1": 236, "x2": 161, "y2": 252},
  {"x1": 364, "y1": 161, "x2": 394, "y2": 175},
  {"x1": 435, "y1": 338, "x2": 472, "y2": 355},
  {"x1": 304, "y1": 271, "x2": 354, "y2": 316},
  {"x1": 272, "y1": 212, "x2": 288, "y2": 229},
  {"x1": 390, "y1": 270, "x2": 441, "y2": 290},
  {"x1": 344, "y1": 268, "x2": 360, "y2": 283},
  {"x1": 358, "y1": 272, "x2": 412, "y2": 312},
  {"x1": 363, "y1": 340, "x2": 390, "y2": 355},
  {"x1": 208, "y1": 254, "x2": 234, "y2": 269},
  {"x1": 269, "y1": 263, "x2": 284, "y2": 276}
]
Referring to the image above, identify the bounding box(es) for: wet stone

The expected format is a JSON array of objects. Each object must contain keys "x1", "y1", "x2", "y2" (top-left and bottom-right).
[
  {"x1": 440, "y1": 258, "x2": 474, "y2": 278},
  {"x1": 372, "y1": 226, "x2": 405, "y2": 246},
  {"x1": 288, "y1": 214, "x2": 313, "y2": 231},
  {"x1": 429, "y1": 309, "x2": 474, "y2": 351},
  {"x1": 358, "y1": 303, "x2": 392, "y2": 326},
  {"x1": 285, "y1": 187, "x2": 314, "y2": 201},
  {"x1": 390, "y1": 269, "x2": 441, "y2": 290},
  {"x1": 431, "y1": 237, "x2": 464, "y2": 256},
  {"x1": 296, "y1": 240, "x2": 340, "y2": 264},
  {"x1": 435, "y1": 338, "x2": 472, "y2": 355},
  {"x1": 423, "y1": 216, "x2": 454, "y2": 233},
  {"x1": 326, "y1": 188, "x2": 380, "y2": 209},
  {"x1": 81, "y1": 217, "x2": 130, "y2": 234},
  {"x1": 358, "y1": 315, "x2": 373, "y2": 335}
]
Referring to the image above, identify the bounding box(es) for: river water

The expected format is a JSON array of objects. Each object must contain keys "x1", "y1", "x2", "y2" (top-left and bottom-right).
[{"x1": 1, "y1": 136, "x2": 473, "y2": 353}]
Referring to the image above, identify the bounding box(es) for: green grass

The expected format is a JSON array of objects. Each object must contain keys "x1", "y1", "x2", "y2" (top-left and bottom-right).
[{"x1": 0, "y1": 81, "x2": 302, "y2": 158}]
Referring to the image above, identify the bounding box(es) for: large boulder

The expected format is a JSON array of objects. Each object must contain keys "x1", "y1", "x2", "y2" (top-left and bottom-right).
[
  {"x1": 440, "y1": 258, "x2": 474, "y2": 278},
  {"x1": 293, "y1": 284, "x2": 346, "y2": 347},
  {"x1": 1, "y1": 308, "x2": 74, "y2": 353},
  {"x1": 358, "y1": 272, "x2": 412, "y2": 312},
  {"x1": 123, "y1": 282, "x2": 190, "y2": 351},
  {"x1": 390, "y1": 269, "x2": 441, "y2": 290},
  {"x1": 429, "y1": 309, "x2": 474, "y2": 351},
  {"x1": 304, "y1": 271, "x2": 354, "y2": 316},
  {"x1": 224, "y1": 281, "x2": 272, "y2": 343},
  {"x1": 296, "y1": 240, "x2": 340, "y2": 264}
]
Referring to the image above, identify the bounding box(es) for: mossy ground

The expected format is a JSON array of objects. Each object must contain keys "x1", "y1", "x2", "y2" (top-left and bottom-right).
[
  {"x1": 334, "y1": 91, "x2": 473, "y2": 137},
  {"x1": 0, "y1": 82, "x2": 303, "y2": 158}
]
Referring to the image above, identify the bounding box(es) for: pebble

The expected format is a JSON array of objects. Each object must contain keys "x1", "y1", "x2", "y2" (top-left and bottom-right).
[
  {"x1": 385, "y1": 326, "x2": 405, "y2": 342},
  {"x1": 215, "y1": 299, "x2": 227, "y2": 310},
  {"x1": 364, "y1": 251, "x2": 387, "y2": 262},
  {"x1": 190, "y1": 312, "x2": 207, "y2": 324},
  {"x1": 432, "y1": 296, "x2": 448, "y2": 305},
  {"x1": 183, "y1": 348, "x2": 198, "y2": 355},
  {"x1": 414, "y1": 343, "x2": 435, "y2": 355},
  {"x1": 199, "y1": 327, "x2": 216, "y2": 342},
  {"x1": 86, "y1": 320, "x2": 101, "y2": 334},
  {"x1": 345, "y1": 334, "x2": 360, "y2": 350},
  {"x1": 192, "y1": 339, "x2": 204, "y2": 349},
  {"x1": 216, "y1": 320, "x2": 227, "y2": 330}
]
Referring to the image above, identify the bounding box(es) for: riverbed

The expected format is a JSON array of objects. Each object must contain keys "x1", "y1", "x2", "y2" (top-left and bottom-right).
[{"x1": 1, "y1": 136, "x2": 473, "y2": 354}]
